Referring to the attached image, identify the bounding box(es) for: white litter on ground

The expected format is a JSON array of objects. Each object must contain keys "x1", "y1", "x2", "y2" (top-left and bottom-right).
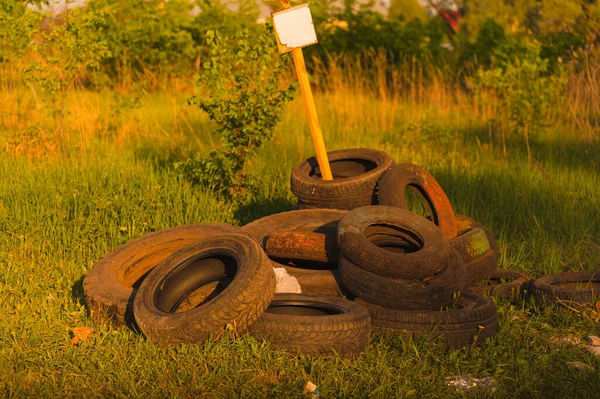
[
  {"x1": 303, "y1": 381, "x2": 319, "y2": 398},
  {"x1": 273, "y1": 267, "x2": 302, "y2": 293},
  {"x1": 565, "y1": 361, "x2": 594, "y2": 371},
  {"x1": 445, "y1": 375, "x2": 497, "y2": 393}
]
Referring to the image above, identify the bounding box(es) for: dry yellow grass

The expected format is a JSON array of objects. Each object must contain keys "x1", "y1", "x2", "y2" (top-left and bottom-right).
[{"x1": 0, "y1": 49, "x2": 598, "y2": 162}]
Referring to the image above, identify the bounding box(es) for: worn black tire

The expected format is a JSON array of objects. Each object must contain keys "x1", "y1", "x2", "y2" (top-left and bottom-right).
[
  {"x1": 465, "y1": 270, "x2": 529, "y2": 301},
  {"x1": 133, "y1": 234, "x2": 276, "y2": 345},
  {"x1": 279, "y1": 263, "x2": 347, "y2": 296},
  {"x1": 455, "y1": 214, "x2": 499, "y2": 257},
  {"x1": 83, "y1": 223, "x2": 245, "y2": 326},
  {"x1": 530, "y1": 270, "x2": 600, "y2": 306},
  {"x1": 450, "y1": 227, "x2": 498, "y2": 287},
  {"x1": 338, "y1": 206, "x2": 452, "y2": 280},
  {"x1": 338, "y1": 250, "x2": 466, "y2": 310},
  {"x1": 248, "y1": 293, "x2": 371, "y2": 357},
  {"x1": 356, "y1": 292, "x2": 498, "y2": 349},
  {"x1": 378, "y1": 163, "x2": 458, "y2": 239},
  {"x1": 291, "y1": 148, "x2": 394, "y2": 210}
]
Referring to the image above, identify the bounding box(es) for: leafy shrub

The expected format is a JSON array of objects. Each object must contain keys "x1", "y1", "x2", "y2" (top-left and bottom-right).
[
  {"x1": 82, "y1": 0, "x2": 197, "y2": 83},
  {"x1": 457, "y1": 19, "x2": 507, "y2": 70},
  {"x1": 471, "y1": 39, "x2": 567, "y2": 156},
  {"x1": 306, "y1": 0, "x2": 449, "y2": 66},
  {"x1": 177, "y1": 27, "x2": 297, "y2": 200},
  {"x1": 23, "y1": 5, "x2": 112, "y2": 153},
  {"x1": 0, "y1": 0, "x2": 42, "y2": 64},
  {"x1": 187, "y1": 0, "x2": 261, "y2": 54}
]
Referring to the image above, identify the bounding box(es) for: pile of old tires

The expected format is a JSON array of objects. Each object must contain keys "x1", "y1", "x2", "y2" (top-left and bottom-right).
[
  {"x1": 83, "y1": 148, "x2": 599, "y2": 357},
  {"x1": 83, "y1": 224, "x2": 370, "y2": 357},
  {"x1": 287, "y1": 149, "x2": 504, "y2": 349}
]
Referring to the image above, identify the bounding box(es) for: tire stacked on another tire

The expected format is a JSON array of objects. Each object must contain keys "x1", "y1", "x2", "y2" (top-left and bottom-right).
[
  {"x1": 83, "y1": 223, "x2": 251, "y2": 326},
  {"x1": 450, "y1": 227, "x2": 499, "y2": 288},
  {"x1": 378, "y1": 163, "x2": 458, "y2": 239},
  {"x1": 248, "y1": 293, "x2": 371, "y2": 358},
  {"x1": 291, "y1": 148, "x2": 394, "y2": 210},
  {"x1": 377, "y1": 163, "x2": 501, "y2": 290},
  {"x1": 337, "y1": 205, "x2": 498, "y2": 349}
]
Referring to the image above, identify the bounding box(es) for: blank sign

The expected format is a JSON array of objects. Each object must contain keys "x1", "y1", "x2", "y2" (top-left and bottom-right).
[{"x1": 272, "y1": 4, "x2": 318, "y2": 54}]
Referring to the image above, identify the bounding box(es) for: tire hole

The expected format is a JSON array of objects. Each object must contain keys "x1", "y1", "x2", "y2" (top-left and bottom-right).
[
  {"x1": 155, "y1": 255, "x2": 238, "y2": 313},
  {"x1": 270, "y1": 257, "x2": 333, "y2": 270},
  {"x1": 266, "y1": 304, "x2": 345, "y2": 316},
  {"x1": 405, "y1": 185, "x2": 435, "y2": 222},
  {"x1": 363, "y1": 223, "x2": 423, "y2": 253},
  {"x1": 309, "y1": 158, "x2": 378, "y2": 179}
]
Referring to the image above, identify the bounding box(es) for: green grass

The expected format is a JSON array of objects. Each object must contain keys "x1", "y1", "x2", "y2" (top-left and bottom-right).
[{"x1": 1, "y1": 86, "x2": 600, "y2": 398}]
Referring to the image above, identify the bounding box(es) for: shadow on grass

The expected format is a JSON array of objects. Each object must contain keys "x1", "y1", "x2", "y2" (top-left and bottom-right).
[
  {"x1": 433, "y1": 165, "x2": 600, "y2": 274},
  {"x1": 473, "y1": 129, "x2": 599, "y2": 172},
  {"x1": 73, "y1": 272, "x2": 145, "y2": 333},
  {"x1": 71, "y1": 275, "x2": 86, "y2": 307},
  {"x1": 234, "y1": 197, "x2": 296, "y2": 226}
]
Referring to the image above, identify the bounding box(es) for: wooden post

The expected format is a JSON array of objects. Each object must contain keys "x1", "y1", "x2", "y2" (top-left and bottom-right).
[{"x1": 279, "y1": 0, "x2": 332, "y2": 180}]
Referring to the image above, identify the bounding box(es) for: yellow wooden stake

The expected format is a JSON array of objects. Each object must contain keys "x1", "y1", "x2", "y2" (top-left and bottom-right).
[{"x1": 279, "y1": 0, "x2": 333, "y2": 180}]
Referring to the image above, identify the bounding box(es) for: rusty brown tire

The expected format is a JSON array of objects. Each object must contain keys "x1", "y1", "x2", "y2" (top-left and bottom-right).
[
  {"x1": 356, "y1": 291, "x2": 498, "y2": 349},
  {"x1": 455, "y1": 214, "x2": 499, "y2": 257},
  {"x1": 248, "y1": 293, "x2": 371, "y2": 358},
  {"x1": 264, "y1": 231, "x2": 339, "y2": 265},
  {"x1": 290, "y1": 148, "x2": 394, "y2": 210},
  {"x1": 338, "y1": 250, "x2": 466, "y2": 311},
  {"x1": 465, "y1": 270, "x2": 529, "y2": 301},
  {"x1": 378, "y1": 163, "x2": 458, "y2": 239},
  {"x1": 83, "y1": 223, "x2": 246, "y2": 327},
  {"x1": 450, "y1": 227, "x2": 498, "y2": 287},
  {"x1": 132, "y1": 234, "x2": 276, "y2": 345},
  {"x1": 242, "y1": 209, "x2": 346, "y2": 256},
  {"x1": 530, "y1": 270, "x2": 600, "y2": 306},
  {"x1": 337, "y1": 206, "x2": 452, "y2": 280}
]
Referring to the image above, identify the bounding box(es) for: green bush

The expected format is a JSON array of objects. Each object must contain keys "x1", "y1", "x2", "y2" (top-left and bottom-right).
[
  {"x1": 22, "y1": 4, "x2": 112, "y2": 153},
  {"x1": 81, "y1": 0, "x2": 197, "y2": 83},
  {"x1": 472, "y1": 38, "x2": 567, "y2": 156},
  {"x1": 0, "y1": 0, "x2": 42, "y2": 64},
  {"x1": 187, "y1": 0, "x2": 261, "y2": 53},
  {"x1": 307, "y1": 0, "x2": 449, "y2": 65},
  {"x1": 177, "y1": 27, "x2": 297, "y2": 200}
]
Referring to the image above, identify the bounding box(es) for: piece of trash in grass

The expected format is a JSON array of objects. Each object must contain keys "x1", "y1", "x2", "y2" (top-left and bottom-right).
[
  {"x1": 273, "y1": 267, "x2": 302, "y2": 294},
  {"x1": 303, "y1": 381, "x2": 319, "y2": 398},
  {"x1": 584, "y1": 345, "x2": 600, "y2": 356},
  {"x1": 565, "y1": 361, "x2": 594, "y2": 371},
  {"x1": 71, "y1": 327, "x2": 95, "y2": 345},
  {"x1": 584, "y1": 335, "x2": 600, "y2": 346},
  {"x1": 445, "y1": 375, "x2": 497, "y2": 393},
  {"x1": 549, "y1": 334, "x2": 582, "y2": 347}
]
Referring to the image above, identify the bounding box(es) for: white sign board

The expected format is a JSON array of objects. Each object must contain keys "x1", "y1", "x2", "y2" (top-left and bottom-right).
[{"x1": 272, "y1": 4, "x2": 318, "y2": 54}]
